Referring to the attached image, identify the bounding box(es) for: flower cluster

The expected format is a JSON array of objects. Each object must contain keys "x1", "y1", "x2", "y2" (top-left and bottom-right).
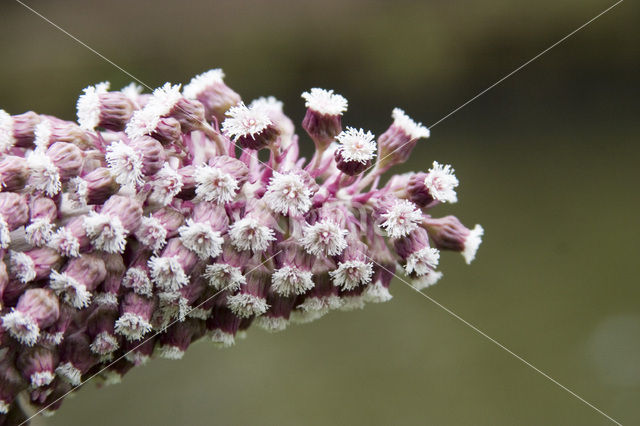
[{"x1": 0, "y1": 69, "x2": 483, "y2": 420}]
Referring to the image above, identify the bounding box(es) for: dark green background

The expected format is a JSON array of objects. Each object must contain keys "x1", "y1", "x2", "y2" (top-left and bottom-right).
[{"x1": 2, "y1": 0, "x2": 638, "y2": 424}]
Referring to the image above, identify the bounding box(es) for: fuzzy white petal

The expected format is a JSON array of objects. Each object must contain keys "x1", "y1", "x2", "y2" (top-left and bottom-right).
[
  {"x1": 49, "y1": 270, "x2": 92, "y2": 308},
  {"x1": 335, "y1": 127, "x2": 377, "y2": 163},
  {"x1": 77, "y1": 82, "x2": 110, "y2": 130},
  {"x1": 105, "y1": 140, "x2": 144, "y2": 189},
  {"x1": 203, "y1": 264, "x2": 245, "y2": 291},
  {"x1": 392, "y1": 108, "x2": 430, "y2": 139},
  {"x1": 221, "y1": 103, "x2": 271, "y2": 141},
  {"x1": 83, "y1": 212, "x2": 127, "y2": 253},
  {"x1": 380, "y1": 199, "x2": 422, "y2": 238},
  {"x1": 424, "y1": 161, "x2": 459, "y2": 204},
  {"x1": 405, "y1": 247, "x2": 440, "y2": 276},
  {"x1": 178, "y1": 219, "x2": 224, "y2": 259},
  {"x1": 148, "y1": 256, "x2": 189, "y2": 291},
  {"x1": 300, "y1": 220, "x2": 348, "y2": 257},
  {"x1": 194, "y1": 165, "x2": 239, "y2": 204},
  {"x1": 183, "y1": 69, "x2": 225, "y2": 99},
  {"x1": 462, "y1": 224, "x2": 484, "y2": 264},
  {"x1": 263, "y1": 172, "x2": 312, "y2": 216},
  {"x1": 229, "y1": 217, "x2": 275, "y2": 252},
  {"x1": 26, "y1": 149, "x2": 61, "y2": 196},
  {"x1": 301, "y1": 88, "x2": 348, "y2": 116},
  {"x1": 227, "y1": 293, "x2": 269, "y2": 318},
  {"x1": 329, "y1": 261, "x2": 374, "y2": 290},
  {"x1": 271, "y1": 266, "x2": 314, "y2": 296}
]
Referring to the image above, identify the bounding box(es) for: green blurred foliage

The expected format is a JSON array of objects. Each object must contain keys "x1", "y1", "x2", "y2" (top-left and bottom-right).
[{"x1": 2, "y1": 0, "x2": 639, "y2": 424}]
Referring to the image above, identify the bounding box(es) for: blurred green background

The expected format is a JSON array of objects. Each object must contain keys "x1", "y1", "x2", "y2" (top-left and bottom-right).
[{"x1": 2, "y1": 0, "x2": 639, "y2": 424}]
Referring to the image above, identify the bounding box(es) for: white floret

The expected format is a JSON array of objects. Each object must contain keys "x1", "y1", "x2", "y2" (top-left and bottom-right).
[
  {"x1": 300, "y1": 220, "x2": 348, "y2": 257},
  {"x1": 462, "y1": 224, "x2": 484, "y2": 264},
  {"x1": 335, "y1": 127, "x2": 377, "y2": 163},
  {"x1": 183, "y1": 69, "x2": 225, "y2": 99},
  {"x1": 83, "y1": 212, "x2": 127, "y2": 253},
  {"x1": 424, "y1": 161, "x2": 459, "y2": 203},
  {"x1": 271, "y1": 266, "x2": 314, "y2": 297},
  {"x1": 178, "y1": 219, "x2": 224, "y2": 259},
  {"x1": 392, "y1": 108, "x2": 430, "y2": 139},
  {"x1": 76, "y1": 81, "x2": 110, "y2": 130},
  {"x1": 379, "y1": 199, "x2": 422, "y2": 238},
  {"x1": 105, "y1": 140, "x2": 144, "y2": 189},
  {"x1": 226, "y1": 293, "x2": 269, "y2": 318},
  {"x1": 263, "y1": 171, "x2": 312, "y2": 216},
  {"x1": 405, "y1": 247, "x2": 440, "y2": 276},
  {"x1": 329, "y1": 260, "x2": 374, "y2": 290},
  {"x1": 301, "y1": 88, "x2": 348, "y2": 116},
  {"x1": 194, "y1": 164, "x2": 239, "y2": 204},
  {"x1": 26, "y1": 149, "x2": 61, "y2": 196},
  {"x1": 148, "y1": 256, "x2": 189, "y2": 291},
  {"x1": 49, "y1": 270, "x2": 92, "y2": 308},
  {"x1": 228, "y1": 217, "x2": 275, "y2": 252}
]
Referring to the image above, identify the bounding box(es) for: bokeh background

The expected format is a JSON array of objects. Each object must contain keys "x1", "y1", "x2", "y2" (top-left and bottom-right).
[{"x1": 2, "y1": 0, "x2": 639, "y2": 424}]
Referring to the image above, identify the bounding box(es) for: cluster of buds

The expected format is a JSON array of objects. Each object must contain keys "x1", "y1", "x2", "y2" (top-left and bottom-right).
[{"x1": 0, "y1": 69, "x2": 483, "y2": 422}]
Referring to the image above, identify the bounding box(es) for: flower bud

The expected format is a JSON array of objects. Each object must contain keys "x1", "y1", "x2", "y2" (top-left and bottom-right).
[
  {"x1": 204, "y1": 299, "x2": 240, "y2": 348},
  {"x1": 9, "y1": 248, "x2": 62, "y2": 284},
  {"x1": 148, "y1": 239, "x2": 198, "y2": 292},
  {"x1": 334, "y1": 127, "x2": 376, "y2": 176},
  {"x1": 0, "y1": 193, "x2": 29, "y2": 248},
  {"x1": 49, "y1": 253, "x2": 107, "y2": 308},
  {"x1": 156, "y1": 318, "x2": 202, "y2": 360},
  {"x1": 255, "y1": 291, "x2": 296, "y2": 333},
  {"x1": 68, "y1": 167, "x2": 120, "y2": 206},
  {"x1": 114, "y1": 291, "x2": 156, "y2": 341},
  {"x1": 424, "y1": 216, "x2": 484, "y2": 264},
  {"x1": 407, "y1": 161, "x2": 459, "y2": 207},
  {"x1": 183, "y1": 69, "x2": 241, "y2": 124},
  {"x1": 25, "y1": 148, "x2": 61, "y2": 196},
  {"x1": 16, "y1": 345, "x2": 58, "y2": 388},
  {"x1": 151, "y1": 116, "x2": 182, "y2": 147},
  {"x1": 363, "y1": 263, "x2": 395, "y2": 303},
  {"x1": 226, "y1": 272, "x2": 270, "y2": 319},
  {"x1": 49, "y1": 216, "x2": 92, "y2": 257},
  {"x1": 0, "y1": 156, "x2": 28, "y2": 191},
  {"x1": 301, "y1": 88, "x2": 347, "y2": 150},
  {"x1": 147, "y1": 164, "x2": 183, "y2": 206},
  {"x1": 46, "y1": 142, "x2": 83, "y2": 181},
  {"x1": 222, "y1": 103, "x2": 280, "y2": 151},
  {"x1": 329, "y1": 239, "x2": 374, "y2": 291},
  {"x1": 86, "y1": 304, "x2": 120, "y2": 357},
  {"x1": 122, "y1": 250, "x2": 154, "y2": 296},
  {"x1": 0, "y1": 360, "x2": 23, "y2": 415},
  {"x1": 56, "y1": 332, "x2": 98, "y2": 385},
  {"x1": 377, "y1": 108, "x2": 430, "y2": 171},
  {"x1": 77, "y1": 82, "x2": 135, "y2": 131},
  {"x1": 130, "y1": 136, "x2": 166, "y2": 176},
  {"x1": 5, "y1": 111, "x2": 41, "y2": 149},
  {"x1": 291, "y1": 273, "x2": 342, "y2": 324},
  {"x1": 1, "y1": 288, "x2": 60, "y2": 346},
  {"x1": 34, "y1": 116, "x2": 91, "y2": 150}
]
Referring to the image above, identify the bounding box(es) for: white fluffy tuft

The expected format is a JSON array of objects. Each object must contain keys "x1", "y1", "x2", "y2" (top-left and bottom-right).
[
  {"x1": 229, "y1": 217, "x2": 275, "y2": 252},
  {"x1": 391, "y1": 108, "x2": 430, "y2": 139},
  {"x1": 227, "y1": 293, "x2": 269, "y2": 318},
  {"x1": 178, "y1": 219, "x2": 224, "y2": 259},
  {"x1": 380, "y1": 199, "x2": 422, "y2": 238},
  {"x1": 263, "y1": 171, "x2": 312, "y2": 216},
  {"x1": 301, "y1": 88, "x2": 348, "y2": 116},
  {"x1": 148, "y1": 256, "x2": 189, "y2": 291},
  {"x1": 49, "y1": 270, "x2": 92, "y2": 308},
  {"x1": 83, "y1": 212, "x2": 127, "y2": 253},
  {"x1": 183, "y1": 69, "x2": 225, "y2": 99},
  {"x1": 424, "y1": 161, "x2": 459, "y2": 204}
]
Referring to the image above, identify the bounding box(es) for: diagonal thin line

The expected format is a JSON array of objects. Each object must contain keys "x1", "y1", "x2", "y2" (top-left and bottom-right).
[
  {"x1": 359, "y1": 0, "x2": 624, "y2": 180},
  {"x1": 21, "y1": 250, "x2": 282, "y2": 424},
  {"x1": 365, "y1": 256, "x2": 623, "y2": 425},
  {"x1": 428, "y1": 0, "x2": 623, "y2": 129},
  {"x1": 14, "y1": 0, "x2": 150, "y2": 91}
]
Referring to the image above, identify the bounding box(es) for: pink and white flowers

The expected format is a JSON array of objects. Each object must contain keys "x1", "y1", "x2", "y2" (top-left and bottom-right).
[{"x1": 0, "y1": 69, "x2": 482, "y2": 418}]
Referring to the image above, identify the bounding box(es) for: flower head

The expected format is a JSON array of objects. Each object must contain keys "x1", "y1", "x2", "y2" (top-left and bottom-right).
[
  {"x1": 301, "y1": 88, "x2": 348, "y2": 116},
  {"x1": 105, "y1": 140, "x2": 144, "y2": 189},
  {"x1": 263, "y1": 171, "x2": 312, "y2": 216},
  {"x1": 300, "y1": 219, "x2": 348, "y2": 257},
  {"x1": 424, "y1": 161, "x2": 459, "y2": 203},
  {"x1": 228, "y1": 217, "x2": 275, "y2": 252},
  {"x1": 379, "y1": 199, "x2": 422, "y2": 238}
]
